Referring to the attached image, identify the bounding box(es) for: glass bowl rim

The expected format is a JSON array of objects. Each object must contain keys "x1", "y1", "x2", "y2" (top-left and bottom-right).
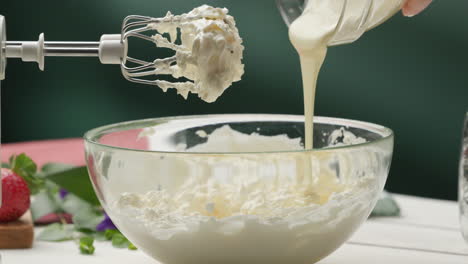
[{"x1": 83, "y1": 114, "x2": 394, "y2": 155}]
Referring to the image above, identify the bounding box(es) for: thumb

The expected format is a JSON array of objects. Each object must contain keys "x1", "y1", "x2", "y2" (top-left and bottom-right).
[{"x1": 402, "y1": 0, "x2": 432, "y2": 17}]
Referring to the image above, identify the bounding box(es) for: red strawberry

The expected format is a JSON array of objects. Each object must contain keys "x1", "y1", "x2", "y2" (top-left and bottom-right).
[{"x1": 0, "y1": 168, "x2": 31, "y2": 222}]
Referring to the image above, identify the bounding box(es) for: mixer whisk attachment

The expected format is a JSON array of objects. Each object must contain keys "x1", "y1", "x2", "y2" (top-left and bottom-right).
[
  {"x1": 120, "y1": 5, "x2": 245, "y2": 102},
  {"x1": 119, "y1": 15, "x2": 188, "y2": 89},
  {"x1": 0, "y1": 5, "x2": 244, "y2": 102}
]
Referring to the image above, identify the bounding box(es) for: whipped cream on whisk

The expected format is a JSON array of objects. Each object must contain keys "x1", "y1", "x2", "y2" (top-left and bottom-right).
[{"x1": 150, "y1": 5, "x2": 244, "y2": 103}]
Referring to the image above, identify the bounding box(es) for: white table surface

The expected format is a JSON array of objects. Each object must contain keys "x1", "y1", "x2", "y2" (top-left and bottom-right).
[{"x1": 1, "y1": 194, "x2": 467, "y2": 264}]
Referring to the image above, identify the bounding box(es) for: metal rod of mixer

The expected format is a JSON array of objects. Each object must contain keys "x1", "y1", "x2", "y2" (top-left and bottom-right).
[
  {"x1": 5, "y1": 41, "x2": 100, "y2": 57},
  {"x1": 44, "y1": 41, "x2": 100, "y2": 57}
]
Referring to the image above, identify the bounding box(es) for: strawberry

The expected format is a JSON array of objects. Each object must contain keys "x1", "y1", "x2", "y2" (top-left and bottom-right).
[{"x1": 0, "y1": 168, "x2": 31, "y2": 222}]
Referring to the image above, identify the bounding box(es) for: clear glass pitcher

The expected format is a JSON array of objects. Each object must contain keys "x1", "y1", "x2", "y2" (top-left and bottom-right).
[{"x1": 277, "y1": 0, "x2": 404, "y2": 46}]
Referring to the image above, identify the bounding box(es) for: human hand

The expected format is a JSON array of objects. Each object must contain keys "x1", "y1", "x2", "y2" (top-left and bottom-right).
[{"x1": 402, "y1": 0, "x2": 432, "y2": 17}]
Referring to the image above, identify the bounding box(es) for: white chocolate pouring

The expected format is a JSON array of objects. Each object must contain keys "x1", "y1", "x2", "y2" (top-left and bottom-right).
[{"x1": 289, "y1": 0, "x2": 403, "y2": 149}]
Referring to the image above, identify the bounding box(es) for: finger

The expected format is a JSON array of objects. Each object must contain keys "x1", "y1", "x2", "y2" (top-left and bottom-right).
[{"x1": 402, "y1": 0, "x2": 432, "y2": 17}]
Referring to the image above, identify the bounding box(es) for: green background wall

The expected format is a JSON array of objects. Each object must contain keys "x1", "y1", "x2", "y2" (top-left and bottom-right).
[{"x1": 1, "y1": 0, "x2": 467, "y2": 200}]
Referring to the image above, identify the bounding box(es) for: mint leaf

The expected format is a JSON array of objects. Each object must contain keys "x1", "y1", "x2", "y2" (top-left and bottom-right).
[
  {"x1": 370, "y1": 191, "x2": 401, "y2": 217},
  {"x1": 128, "y1": 242, "x2": 137, "y2": 250},
  {"x1": 10, "y1": 153, "x2": 44, "y2": 194},
  {"x1": 62, "y1": 193, "x2": 104, "y2": 231},
  {"x1": 41, "y1": 163, "x2": 75, "y2": 174},
  {"x1": 61, "y1": 193, "x2": 95, "y2": 215},
  {"x1": 36, "y1": 163, "x2": 73, "y2": 179},
  {"x1": 37, "y1": 223, "x2": 75, "y2": 241},
  {"x1": 111, "y1": 233, "x2": 130, "y2": 248},
  {"x1": 79, "y1": 236, "x2": 95, "y2": 255},
  {"x1": 104, "y1": 229, "x2": 120, "y2": 240},
  {"x1": 92, "y1": 231, "x2": 107, "y2": 241},
  {"x1": 73, "y1": 210, "x2": 104, "y2": 231},
  {"x1": 30, "y1": 189, "x2": 62, "y2": 221},
  {"x1": 31, "y1": 181, "x2": 67, "y2": 221},
  {"x1": 45, "y1": 166, "x2": 100, "y2": 205}
]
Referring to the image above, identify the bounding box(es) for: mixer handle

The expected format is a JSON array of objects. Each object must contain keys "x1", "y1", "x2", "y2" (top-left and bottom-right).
[{"x1": 0, "y1": 15, "x2": 126, "y2": 79}]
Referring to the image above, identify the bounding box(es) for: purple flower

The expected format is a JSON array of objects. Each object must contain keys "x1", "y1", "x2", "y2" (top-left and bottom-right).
[
  {"x1": 96, "y1": 212, "x2": 117, "y2": 232},
  {"x1": 59, "y1": 188, "x2": 69, "y2": 199}
]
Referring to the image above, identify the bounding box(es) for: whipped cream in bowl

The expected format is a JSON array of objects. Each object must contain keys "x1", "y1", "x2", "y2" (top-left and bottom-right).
[{"x1": 84, "y1": 114, "x2": 393, "y2": 264}]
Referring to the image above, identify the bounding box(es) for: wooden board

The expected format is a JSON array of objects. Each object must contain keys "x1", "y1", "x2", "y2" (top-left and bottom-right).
[{"x1": 0, "y1": 210, "x2": 34, "y2": 249}]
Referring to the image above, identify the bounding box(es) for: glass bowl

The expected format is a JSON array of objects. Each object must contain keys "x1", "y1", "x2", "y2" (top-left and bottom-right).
[{"x1": 84, "y1": 114, "x2": 393, "y2": 264}]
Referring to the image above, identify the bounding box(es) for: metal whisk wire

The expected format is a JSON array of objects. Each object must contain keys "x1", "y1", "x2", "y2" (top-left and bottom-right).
[{"x1": 120, "y1": 15, "x2": 180, "y2": 86}]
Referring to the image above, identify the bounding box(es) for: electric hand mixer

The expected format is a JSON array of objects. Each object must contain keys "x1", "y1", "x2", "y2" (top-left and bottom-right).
[
  {"x1": 0, "y1": 15, "x2": 157, "y2": 82},
  {"x1": 0, "y1": 6, "x2": 244, "y2": 91},
  {"x1": 0, "y1": 5, "x2": 245, "y2": 205}
]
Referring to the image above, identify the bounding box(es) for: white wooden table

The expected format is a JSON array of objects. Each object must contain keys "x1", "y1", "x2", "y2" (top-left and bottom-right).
[{"x1": 2, "y1": 194, "x2": 467, "y2": 264}]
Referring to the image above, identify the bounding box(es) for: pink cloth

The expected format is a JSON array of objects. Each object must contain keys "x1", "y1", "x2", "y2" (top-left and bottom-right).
[{"x1": 1, "y1": 138, "x2": 85, "y2": 167}]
